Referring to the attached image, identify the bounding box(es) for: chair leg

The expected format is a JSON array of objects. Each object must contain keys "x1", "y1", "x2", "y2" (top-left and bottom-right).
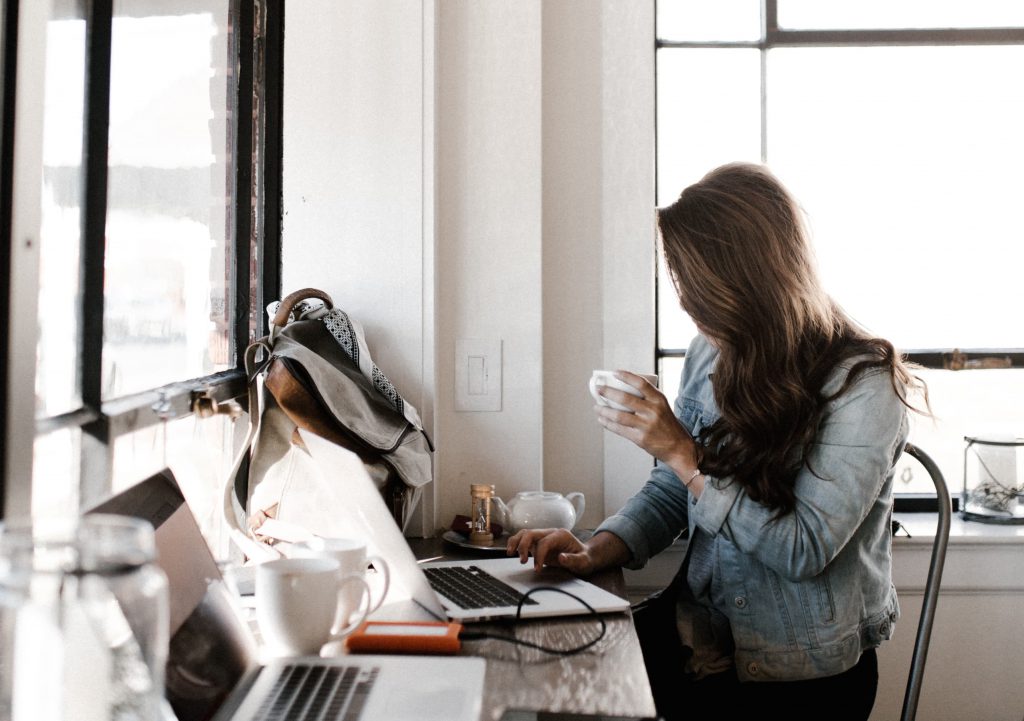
[{"x1": 899, "y1": 443, "x2": 951, "y2": 721}]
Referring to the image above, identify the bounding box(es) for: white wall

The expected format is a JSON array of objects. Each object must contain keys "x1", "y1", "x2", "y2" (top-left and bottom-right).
[
  {"x1": 281, "y1": 0, "x2": 435, "y2": 531},
  {"x1": 434, "y1": 0, "x2": 546, "y2": 526},
  {"x1": 283, "y1": 0, "x2": 655, "y2": 531}
]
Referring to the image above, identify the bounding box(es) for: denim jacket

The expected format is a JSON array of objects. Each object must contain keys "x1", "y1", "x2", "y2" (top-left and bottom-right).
[{"x1": 597, "y1": 334, "x2": 908, "y2": 682}]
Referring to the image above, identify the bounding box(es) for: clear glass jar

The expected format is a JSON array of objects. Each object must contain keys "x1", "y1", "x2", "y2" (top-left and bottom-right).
[
  {"x1": 0, "y1": 514, "x2": 169, "y2": 721},
  {"x1": 962, "y1": 435, "x2": 1024, "y2": 524}
]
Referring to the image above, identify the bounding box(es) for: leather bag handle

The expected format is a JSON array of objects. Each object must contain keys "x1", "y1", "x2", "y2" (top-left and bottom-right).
[{"x1": 272, "y1": 288, "x2": 334, "y2": 327}]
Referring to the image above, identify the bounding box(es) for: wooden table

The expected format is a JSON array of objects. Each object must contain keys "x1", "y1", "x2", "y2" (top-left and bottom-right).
[{"x1": 407, "y1": 537, "x2": 658, "y2": 721}]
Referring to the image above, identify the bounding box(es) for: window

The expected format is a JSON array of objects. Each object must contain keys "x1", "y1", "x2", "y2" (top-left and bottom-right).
[
  {"x1": 655, "y1": 0, "x2": 1024, "y2": 499},
  {"x1": 2, "y1": 0, "x2": 283, "y2": 547}
]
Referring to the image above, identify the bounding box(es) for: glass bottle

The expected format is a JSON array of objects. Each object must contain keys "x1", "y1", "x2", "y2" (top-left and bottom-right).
[{"x1": 0, "y1": 514, "x2": 169, "y2": 721}]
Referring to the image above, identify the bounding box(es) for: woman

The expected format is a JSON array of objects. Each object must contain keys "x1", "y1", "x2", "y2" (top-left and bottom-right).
[{"x1": 507, "y1": 163, "x2": 926, "y2": 720}]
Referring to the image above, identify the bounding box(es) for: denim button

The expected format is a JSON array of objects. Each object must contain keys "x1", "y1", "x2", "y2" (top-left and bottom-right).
[
  {"x1": 747, "y1": 662, "x2": 759, "y2": 675},
  {"x1": 880, "y1": 621, "x2": 890, "y2": 635},
  {"x1": 734, "y1": 596, "x2": 747, "y2": 609}
]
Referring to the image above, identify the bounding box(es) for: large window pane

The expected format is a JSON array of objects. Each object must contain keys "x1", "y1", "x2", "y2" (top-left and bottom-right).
[
  {"x1": 897, "y1": 369, "x2": 1024, "y2": 495},
  {"x1": 657, "y1": 252, "x2": 697, "y2": 350},
  {"x1": 657, "y1": 48, "x2": 761, "y2": 206},
  {"x1": 767, "y1": 45, "x2": 1024, "y2": 350},
  {"x1": 657, "y1": 0, "x2": 761, "y2": 43},
  {"x1": 658, "y1": 356, "x2": 686, "y2": 407},
  {"x1": 103, "y1": 4, "x2": 233, "y2": 399},
  {"x1": 657, "y1": 48, "x2": 760, "y2": 347},
  {"x1": 779, "y1": 0, "x2": 1024, "y2": 31},
  {"x1": 37, "y1": 7, "x2": 85, "y2": 418},
  {"x1": 32, "y1": 428, "x2": 81, "y2": 518}
]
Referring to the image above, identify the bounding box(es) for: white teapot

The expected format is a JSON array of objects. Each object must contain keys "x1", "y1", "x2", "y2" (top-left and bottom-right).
[{"x1": 492, "y1": 491, "x2": 586, "y2": 533}]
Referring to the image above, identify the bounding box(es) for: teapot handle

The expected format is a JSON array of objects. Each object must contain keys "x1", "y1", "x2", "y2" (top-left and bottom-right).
[{"x1": 565, "y1": 492, "x2": 586, "y2": 525}]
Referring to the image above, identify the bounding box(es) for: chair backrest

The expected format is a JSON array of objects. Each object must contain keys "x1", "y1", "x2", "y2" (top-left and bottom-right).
[{"x1": 899, "y1": 443, "x2": 952, "y2": 721}]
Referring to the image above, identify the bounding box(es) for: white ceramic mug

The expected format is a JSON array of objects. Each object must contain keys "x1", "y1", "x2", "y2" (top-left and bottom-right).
[
  {"x1": 255, "y1": 557, "x2": 370, "y2": 656},
  {"x1": 289, "y1": 537, "x2": 391, "y2": 631},
  {"x1": 589, "y1": 370, "x2": 659, "y2": 412}
]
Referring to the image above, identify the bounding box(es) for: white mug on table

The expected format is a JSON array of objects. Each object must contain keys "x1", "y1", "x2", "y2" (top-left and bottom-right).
[
  {"x1": 589, "y1": 370, "x2": 659, "y2": 412},
  {"x1": 256, "y1": 556, "x2": 371, "y2": 656},
  {"x1": 289, "y1": 537, "x2": 391, "y2": 632}
]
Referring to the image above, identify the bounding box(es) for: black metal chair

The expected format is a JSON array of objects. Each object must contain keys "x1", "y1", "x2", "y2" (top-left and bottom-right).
[{"x1": 899, "y1": 443, "x2": 952, "y2": 721}]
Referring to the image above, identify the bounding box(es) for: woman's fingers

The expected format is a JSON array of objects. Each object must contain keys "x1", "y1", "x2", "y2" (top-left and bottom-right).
[
  {"x1": 506, "y1": 529, "x2": 541, "y2": 562},
  {"x1": 613, "y1": 370, "x2": 654, "y2": 392},
  {"x1": 506, "y1": 528, "x2": 585, "y2": 571},
  {"x1": 531, "y1": 529, "x2": 583, "y2": 570},
  {"x1": 594, "y1": 382, "x2": 697, "y2": 467},
  {"x1": 593, "y1": 371, "x2": 659, "y2": 414},
  {"x1": 507, "y1": 528, "x2": 557, "y2": 563}
]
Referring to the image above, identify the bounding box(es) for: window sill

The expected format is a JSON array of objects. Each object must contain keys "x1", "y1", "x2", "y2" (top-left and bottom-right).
[
  {"x1": 891, "y1": 512, "x2": 1024, "y2": 592},
  {"x1": 892, "y1": 511, "x2": 1024, "y2": 546}
]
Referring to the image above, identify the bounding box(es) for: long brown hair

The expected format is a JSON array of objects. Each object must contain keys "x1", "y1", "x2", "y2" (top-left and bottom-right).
[{"x1": 658, "y1": 162, "x2": 926, "y2": 515}]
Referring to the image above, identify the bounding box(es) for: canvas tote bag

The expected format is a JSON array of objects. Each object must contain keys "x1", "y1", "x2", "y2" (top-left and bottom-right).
[{"x1": 222, "y1": 288, "x2": 433, "y2": 558}]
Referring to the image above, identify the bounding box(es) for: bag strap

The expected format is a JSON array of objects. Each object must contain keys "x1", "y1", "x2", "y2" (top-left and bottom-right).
[
  {"x1": 269, "y1": 288, "x2": 334, "y2": 341},
  {"x1": 221, "y1": 338, "x2": 283, "y2": 562}
]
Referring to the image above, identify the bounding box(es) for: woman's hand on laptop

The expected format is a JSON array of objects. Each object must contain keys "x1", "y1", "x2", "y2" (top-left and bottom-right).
[{"x1": 506, "y1": 528, "x2": 629, "y2": 576}]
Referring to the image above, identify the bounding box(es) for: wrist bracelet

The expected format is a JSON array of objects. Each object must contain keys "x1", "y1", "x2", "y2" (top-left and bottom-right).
[{"x1": 683, "y1": 468, "x2": 701, "y2": 488}]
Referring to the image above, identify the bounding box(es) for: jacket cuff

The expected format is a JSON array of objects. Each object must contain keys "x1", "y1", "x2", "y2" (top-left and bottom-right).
[
  {"x1": 692, "y1": 475, "x2": 740, "y2": 536},
  {"x1": 594, "y1": 514, "x2": 648, "y2": 570}
]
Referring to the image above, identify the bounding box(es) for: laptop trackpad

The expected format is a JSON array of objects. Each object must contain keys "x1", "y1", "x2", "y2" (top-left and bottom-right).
[{"x1": 379, "y1": 685, "x2": 478, "y2": 721}]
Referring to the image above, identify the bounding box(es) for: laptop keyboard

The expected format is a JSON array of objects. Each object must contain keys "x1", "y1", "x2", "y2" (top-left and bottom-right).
[
  {"x1": 253, "y1": 664, "x2": 379, "y2": 721},
  {"x1": 423, "y1": 565, "x2": 539, "y2": 610}
]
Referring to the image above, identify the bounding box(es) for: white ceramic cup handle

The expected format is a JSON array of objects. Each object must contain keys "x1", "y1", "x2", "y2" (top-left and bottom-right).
[
  {"x1": 589, "y1": 375, "x2": 606, "y2": 405},
  {"x1": 364, "y1": 555, "x2": 391, "y2": 614},
  {"x1": 329, "y1": 574, "x2": 371, "y2": 640}
]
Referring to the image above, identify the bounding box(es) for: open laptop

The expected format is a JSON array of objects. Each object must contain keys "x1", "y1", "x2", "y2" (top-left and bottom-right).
[
  {"x1": 88, "y1": 469, "x2": 485, "y2": 721},
  {"x1": 287, "y1": 430, "x2": 631, "y2": 624}
]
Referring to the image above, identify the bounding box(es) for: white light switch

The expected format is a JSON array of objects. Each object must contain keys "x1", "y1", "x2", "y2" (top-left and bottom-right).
[
  {"x1": 468, "y1": 355, "x2": 487, "y2": 395},
  {"x1": 456, "y1": 339, "x2": 501, "y2": 411}
]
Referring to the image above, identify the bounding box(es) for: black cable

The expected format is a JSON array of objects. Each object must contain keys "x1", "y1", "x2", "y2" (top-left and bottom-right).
[{"x1": 459, "y1": 586, "x2": 608, "y2": 656}]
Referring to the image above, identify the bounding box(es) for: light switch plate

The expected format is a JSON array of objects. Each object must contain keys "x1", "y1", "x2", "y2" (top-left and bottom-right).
[{"x1": 455, "y1": 338, "x2": 502, "y2": 411}]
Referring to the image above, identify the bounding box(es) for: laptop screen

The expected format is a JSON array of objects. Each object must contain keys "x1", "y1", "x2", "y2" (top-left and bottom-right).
[{"x1": 89, "y1": 470, "x2": 256, "y2": 721}]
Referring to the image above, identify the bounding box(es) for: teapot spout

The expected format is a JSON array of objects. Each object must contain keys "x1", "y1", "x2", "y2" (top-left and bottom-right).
[{"x1": 491, "y1": 496, "x2": 510, "y2": 528}]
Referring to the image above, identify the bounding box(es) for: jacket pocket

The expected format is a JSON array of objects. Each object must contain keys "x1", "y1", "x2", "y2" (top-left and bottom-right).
[{"x1": 815, "y1": 571, "x2": 836, "y2": 624}]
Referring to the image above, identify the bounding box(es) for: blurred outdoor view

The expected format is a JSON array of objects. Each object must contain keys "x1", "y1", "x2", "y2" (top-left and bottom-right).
[{"x1": 33, "y1": 3, "x2": 237, "y2": 525}]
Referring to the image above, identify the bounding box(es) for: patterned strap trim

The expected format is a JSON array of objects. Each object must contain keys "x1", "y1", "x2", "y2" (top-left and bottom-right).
[
  {"x1": 266, "y1": 298, "x2": 423, "y2": 428},
  {"x1": 322, "y1": 308, "x2": 405, "y2": 417}
]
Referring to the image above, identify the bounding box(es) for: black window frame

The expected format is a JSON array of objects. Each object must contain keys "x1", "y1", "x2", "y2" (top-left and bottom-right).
[
  {"x1": 0, "y1": 0, "x2": 284, "y2": 518},
  {"x1": 0, "y1": 0, "x2": 16, "y2": 519},
  {"x1": 653, "y1": 0, "x2": 1024, "y2": 510}
]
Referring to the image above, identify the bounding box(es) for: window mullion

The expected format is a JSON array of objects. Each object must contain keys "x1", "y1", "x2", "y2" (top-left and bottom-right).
[
  {"x1": 78, "y1": 0, "x2": 114, "y2": 506},
  {"x1": 763, "y1": 0, "x2": 777, "y2": 35},
  {"x1": 259, "y1": 0, "x2": 284, "y2": 325},
  {"x1": 765, "y1": 27, "x2": 1024, "y2": 47},
  {"x1": 1, "y1": 0, "x2": 20, "y2": 517},
  {"x1": 233, "y1": 0, "x2": 255, "y2": 365},
  {"x1": 79, "y1": 0, "x2": 112, "y2": 411}
]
